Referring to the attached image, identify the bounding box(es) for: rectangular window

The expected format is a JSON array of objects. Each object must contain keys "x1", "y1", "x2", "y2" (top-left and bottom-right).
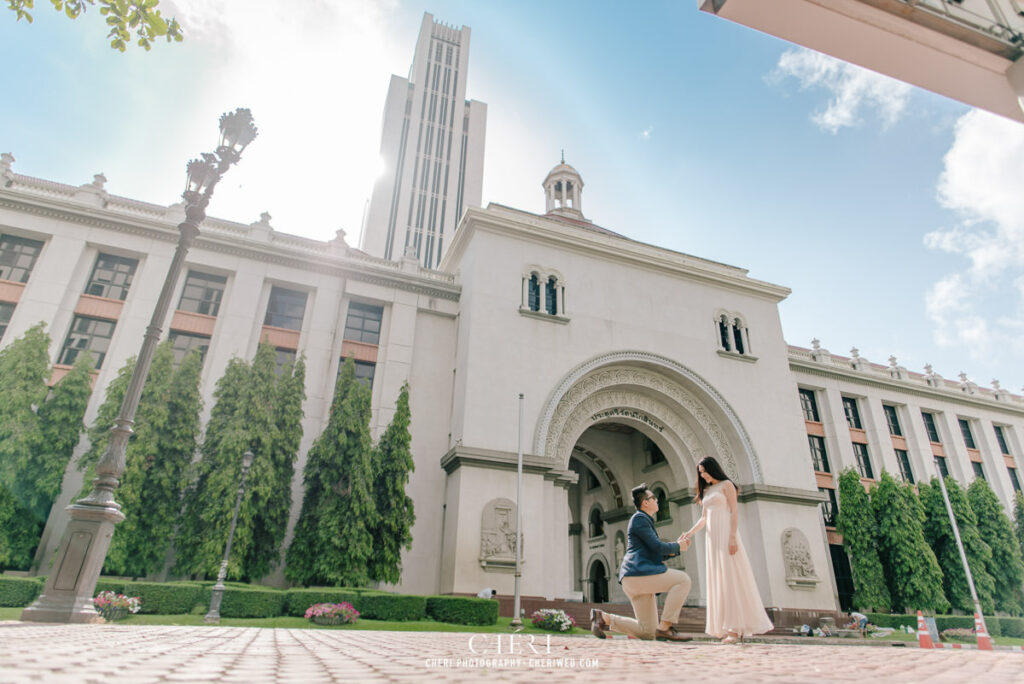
[
  {"x1": 895, "y1": 449, "x2": 914, "y2": 484},
  {"x1": 799, "y1": 389, "x2": 820, "y2": 422},
  {"x1": 85, "y1": 253, "x2": 138, "y2": 301},
  {"x1": 819, "y1": 487, "x2": 838, "y2": 527},
  {"x1": 883, "y1": 405, "x2": 903, "y2": 437},
  {"x1": 853, "y1": 443, "x2": 873, "y2": 479},
  {"x1": 0, "y1": 234, "x2": 44, "y2": 283},
  {"x1": 959, "y1": 418, "x2": 977, "y2": 449},
  {"x1": 0, "y1": 301, "x2": 14, "y2": 339},
  {"x1": 177, "y1": 270, "x2": 227, "y2": 317},
  {"x1": 935, "y1": 456, "x2": 949, "y2": 479},
  {"x1": 275, "y1": 347, "x2": 297, "y2": 375},
  {"x1": 342, "y1": 301, "x2": 383, "y2": 344},
  {"x1": 972, "y1": 461, "x2": 985, "y2": 480},
  {"x1": 994, "y1": 426, "x2": 1012, "y2": 456},
  {"x1": 808, "y1": 435, "x2": 830, "y2": 473},
  {"x1": 1009, "y1": 468, "x2": 1021, "y2": 493},
  {"x1": 168, "y1": 330, "x2": 210, "y2": 366},
  {"x1": 264, "y1": 286, "x2": 307, "y2": 331},
  {"x1": 338, "y1": 357, "x2": 376, "y2": 388},
  {"x1": 842, "y1": 397, "x2": 862, "y2": 429},
  {"x1": 922, "y1": 411, "x2": 941, "y2": 443},
  {"x1": 60, "y1": 315, "x2": 116, "y2": 368}
]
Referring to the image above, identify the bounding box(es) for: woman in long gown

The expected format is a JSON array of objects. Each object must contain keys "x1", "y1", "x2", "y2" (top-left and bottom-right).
[{"x1": 682, "y1": 456, "x2": 773, "y2": 643}]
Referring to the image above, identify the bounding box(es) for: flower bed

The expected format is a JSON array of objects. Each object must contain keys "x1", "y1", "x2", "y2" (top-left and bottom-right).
[
  {"x1": 304, "y1": 602, "x2": 359, "y2": 626},
  {"x1": 93, "y1": 591, "x2": 141, "y2": 621},
  {"x1": 530, "y1": 608, "x2": 576, "y2": 632}
]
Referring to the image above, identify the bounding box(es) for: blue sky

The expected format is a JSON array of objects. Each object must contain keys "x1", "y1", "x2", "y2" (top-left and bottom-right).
[{"x1": 2, "y1": 0, "x2": 1022, "y2": 392}]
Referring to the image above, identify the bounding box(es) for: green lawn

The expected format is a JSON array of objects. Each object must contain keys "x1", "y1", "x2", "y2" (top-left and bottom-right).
[{"x1": 0, "y1": 607, "x2": 582, "y2": 634}]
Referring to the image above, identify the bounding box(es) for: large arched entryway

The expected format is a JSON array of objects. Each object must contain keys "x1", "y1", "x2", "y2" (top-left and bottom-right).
[{"x1": 545, "y1": 352, "x2": 763, "y2": 605}]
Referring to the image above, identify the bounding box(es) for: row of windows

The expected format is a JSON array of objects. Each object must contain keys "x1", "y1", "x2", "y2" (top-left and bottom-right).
[
  {"x1": 805, "y1": 387, "x2": 1023, "y2": 526},
  {"x1": 801, "y1": 389, "x2": 1017, "y2": 458}
]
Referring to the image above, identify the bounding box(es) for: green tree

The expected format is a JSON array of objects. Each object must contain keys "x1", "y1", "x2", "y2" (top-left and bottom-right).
[
  {"x1": 174, "y1": 356, "x2": 252, "y2": 578},
  {"x1": 968, "y1": 478, "x2": 1024, "y2": 615},
  {"x1": 242, "y1": 347, "x2": 305, "y2": 580},
  {"x1": 77, "y1": 353, "x2": 135, "y2": 491},
  {"x1": 6, "y1": 0, "x2": 183, "y2": 51},
  {"x1": 919, "y1": 477, "x2": 996, "y2": 614},
  {"x1": 175, "y1": 343, "x2": 303, "y2": 581},
  {"x1": 285, "y1": 358, "x2": 375, "y2": 586},
  {"x1": 24, "y1": 351, "x2": 94, "y2": 520},
  {"x1": 368, "y1": 381, "x2": 415, "y2": 586},
  {"x1": 872, "y1": 472, "x2": 948, "y2": 613},
  {"x1": 0, "y1": 323, "x2": 53, "y2": 570},
  {"x1": 835, "y1": 468, "x2": 890, "y2": 612},
  {"x1": 104, "y1": 341, "x2": 199, "y2": 577},
  {"x1": 1016, "y1": 492, "x2": 1024, "y2": 555}
]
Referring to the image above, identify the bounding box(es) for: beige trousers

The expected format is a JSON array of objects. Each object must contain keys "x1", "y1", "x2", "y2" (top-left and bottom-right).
[{"x1": 606, "y1": 569, "x2": 691, "y2": 640}]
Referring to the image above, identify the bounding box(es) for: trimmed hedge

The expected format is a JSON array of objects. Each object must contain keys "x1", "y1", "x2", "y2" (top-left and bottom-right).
[
  {"x1": 998, "y1": 617, "x2": 1024, "y2": 639},
  {"x1": 123, "y1": 581, "x2": 204, "y2": 615},
  {"x1": 94, "y1": 578, "x2": 127, "y2": 596},
  {"x1": 216, "y1": 586, "x2": 286, "y2": 619},
  {"x1": 0, "y1": 576, "x2": 43, "y2": 607},
  {"x1": 284, "y1": 588, "x2": 363, "y2": 617},
  {"x1": 865, "y1": 613, "x2": 916, "y2": 630},
  {"x1": 426, "y1": 596, "x2": 498, "y2": 626},
  {"x1": 358, "y1": 593, "x2": 426, "y2": 621}
]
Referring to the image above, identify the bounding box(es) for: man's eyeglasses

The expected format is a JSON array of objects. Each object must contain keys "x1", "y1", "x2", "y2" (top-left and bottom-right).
[{"x1": 644, "y1": 495, "x2": 656, "y2": 502}]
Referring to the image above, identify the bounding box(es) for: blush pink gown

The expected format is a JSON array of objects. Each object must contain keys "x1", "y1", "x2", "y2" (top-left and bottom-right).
[{"x1": 702, "y1": 482, "x2": 774, "y2": 638}]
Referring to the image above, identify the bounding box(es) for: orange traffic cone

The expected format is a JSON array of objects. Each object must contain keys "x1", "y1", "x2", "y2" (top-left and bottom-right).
[
  {"x1": 916, "y1": 611, "x2": 933, "y2": 649},
  {"x1": 974, "y1": 613, "x2": 993, "y2": 651}
]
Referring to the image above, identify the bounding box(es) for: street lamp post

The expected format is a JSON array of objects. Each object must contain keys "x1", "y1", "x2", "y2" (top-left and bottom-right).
[
  {"x1": 204, "y1": 450, "x2": 254, "y2": 624},
  {"x1": 21, "y1": 109, "x2": 257, "y2": 624}
]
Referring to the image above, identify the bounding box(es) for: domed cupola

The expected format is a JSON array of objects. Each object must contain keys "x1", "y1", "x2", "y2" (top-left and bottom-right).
[{"x1": 543, "y1": 154, "x2": 586, "y2": 221}]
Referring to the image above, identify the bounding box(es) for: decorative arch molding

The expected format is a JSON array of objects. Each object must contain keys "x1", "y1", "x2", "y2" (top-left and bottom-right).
[
  {"x1": 535, "y1": 351, "x2": 762, "y2": 483},
  {"x1": 572, "y1": 446, "x2": 625, "y2": 509}
]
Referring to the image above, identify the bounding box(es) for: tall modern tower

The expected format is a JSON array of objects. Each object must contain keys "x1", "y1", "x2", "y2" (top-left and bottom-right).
[{"x1": 360, "y1": 13, "x2": 487, "y2": 269}]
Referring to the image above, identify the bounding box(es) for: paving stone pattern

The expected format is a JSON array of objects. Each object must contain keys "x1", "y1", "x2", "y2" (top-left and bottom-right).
[{"x1": 0, "y1": 623, "x2": 1022, "y2": 683}]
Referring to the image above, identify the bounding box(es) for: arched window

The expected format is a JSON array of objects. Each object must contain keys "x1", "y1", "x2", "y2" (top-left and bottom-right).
[
  {"x1": 718, "y1": 315, "x2": 731, "y2": 351},
  {"x1": 545, "y1": 276, "x2": 558, "y2": 315},
  {"x1": 528, "y1": 274, "x2": 540, "y2": 312},
  {"x1": 732, "y1": 318, "x2": 746, "y2": 355},
  {"x1": 589, "y1": 508, "x2": 605, "y2": 538},
  {"x1": 654, "y1": 487, "x2": 670, "y2": 522}
]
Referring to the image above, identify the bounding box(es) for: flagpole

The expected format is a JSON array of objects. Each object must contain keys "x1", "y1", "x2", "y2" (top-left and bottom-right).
[
  {"x1": 510, "y1": 392, "x2": 524, "y2": 629},
  {"x1": 935, "y1": 474, "x2": 987, "y2": 631}
]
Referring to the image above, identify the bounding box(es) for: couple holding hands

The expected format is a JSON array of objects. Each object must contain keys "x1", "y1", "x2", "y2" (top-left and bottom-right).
[{"x1": 590, "y1": 457, "x2": 773, "y2": 644}]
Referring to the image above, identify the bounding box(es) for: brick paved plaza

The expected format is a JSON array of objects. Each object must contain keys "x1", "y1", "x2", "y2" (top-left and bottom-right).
[{"x1": 1, "y1": 623, "x2": 1023, "y2": 683}]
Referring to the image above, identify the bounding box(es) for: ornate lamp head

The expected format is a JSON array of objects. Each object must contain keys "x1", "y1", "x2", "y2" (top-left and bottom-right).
[{"x1": 217, "y1": 108, "x2": 258, "y2": 161}]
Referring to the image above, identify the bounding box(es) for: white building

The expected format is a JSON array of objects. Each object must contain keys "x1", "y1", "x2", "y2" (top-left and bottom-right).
[
  {"x1": 3, "y1": 151, "x2": 1022, "y2": 612},
  {"x1": 700, "y1": 0, "x2": 1024, "y2": 122},
  {"x1": 359, "y1": 13, "x2": 487, "y2": 270}
]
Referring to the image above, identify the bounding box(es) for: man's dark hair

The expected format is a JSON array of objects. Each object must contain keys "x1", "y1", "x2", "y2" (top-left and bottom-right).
[{"x1": 631, "y1": 483, "x2": 649, "y2": 510}]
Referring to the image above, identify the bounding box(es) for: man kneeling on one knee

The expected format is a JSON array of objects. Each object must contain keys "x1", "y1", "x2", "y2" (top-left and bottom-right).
[{"x1": 590, "y1": 483, "x2": 692, "y2": 642}]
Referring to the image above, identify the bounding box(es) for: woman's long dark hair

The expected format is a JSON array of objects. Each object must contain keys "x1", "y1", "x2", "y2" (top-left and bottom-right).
[{"x1": 694, "y1": 456, "x2": 732, "y2": 503}]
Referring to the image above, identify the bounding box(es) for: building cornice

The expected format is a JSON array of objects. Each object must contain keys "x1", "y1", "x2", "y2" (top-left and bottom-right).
[
  {"x1": 789, "y1": 352, "x2": 1024, "y2": 417},
  {"x1": 440, "y1": 445, "x2": 578, "y2": 483},
  {"x1": 442, "y1": 205, "x2": 791, "y2": 303},
  {"x1": 0, "y1": 188, "x2": 461, "y2": 302}
]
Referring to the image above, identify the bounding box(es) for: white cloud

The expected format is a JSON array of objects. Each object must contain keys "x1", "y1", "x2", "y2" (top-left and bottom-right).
[
  {"x1": 924, "y1": 109, "x2": 1024, "y2": 360},
  {"x1": 640, "y1": 125, "x2": 653, "y2": 140},
  {"x1": 770, "y1": 48, "x2": 911, "y2": 133}
]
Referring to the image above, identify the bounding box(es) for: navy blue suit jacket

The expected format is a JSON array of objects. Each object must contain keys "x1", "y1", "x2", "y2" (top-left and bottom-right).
[{"x1": 617, "y1": 510, "x2": 680, "y2": 582}]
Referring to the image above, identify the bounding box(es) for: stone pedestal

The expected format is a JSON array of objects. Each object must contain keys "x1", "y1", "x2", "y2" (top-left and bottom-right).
[{"x1": 20, "y1": 503, "x2": 125, "y2": 623}]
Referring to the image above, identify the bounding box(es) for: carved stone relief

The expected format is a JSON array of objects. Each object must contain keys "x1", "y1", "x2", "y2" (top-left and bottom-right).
[
  {"x1": 781, "y1": 527, "x2": 819, "y2": 590},
  {"x1": 480, "y1": 498, "x2": 523, "y2": 571},
  {"x1": 614, "y1": 531, "x2": 626, "y2": 570}
]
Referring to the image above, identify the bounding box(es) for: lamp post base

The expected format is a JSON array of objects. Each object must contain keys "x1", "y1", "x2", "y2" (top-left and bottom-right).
[{"x1": 21, "y1": 503, "x2": 125, "y2": 623}]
